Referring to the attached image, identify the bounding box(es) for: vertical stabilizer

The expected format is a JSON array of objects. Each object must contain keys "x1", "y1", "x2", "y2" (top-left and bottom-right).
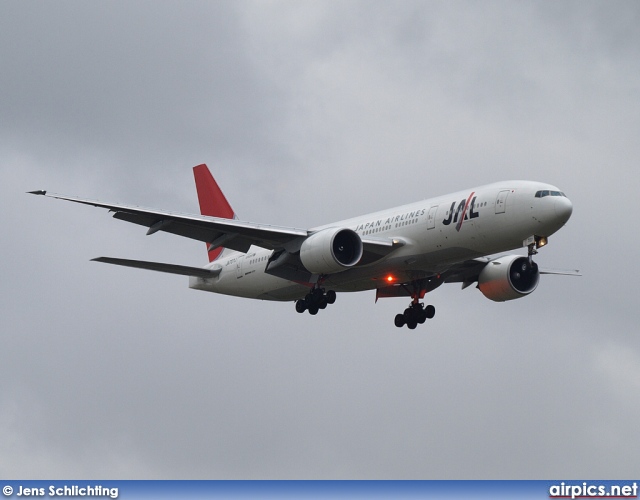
[{"x1": 193, "y1": 164, "x2": 236, "y2": 262}]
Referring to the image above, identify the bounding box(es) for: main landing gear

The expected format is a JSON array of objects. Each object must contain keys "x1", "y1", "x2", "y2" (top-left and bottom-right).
[
  {"x1": 295, "y1": 287, "x2": 337, "y2": 315},
  {"x1": 394, "y1": 298, "x2": 435, "y2": 329}
]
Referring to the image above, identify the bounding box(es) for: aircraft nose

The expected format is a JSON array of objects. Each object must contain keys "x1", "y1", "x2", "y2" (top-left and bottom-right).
[{"x1": 554, "y1": 196, "x2": 573, "y2": 223}]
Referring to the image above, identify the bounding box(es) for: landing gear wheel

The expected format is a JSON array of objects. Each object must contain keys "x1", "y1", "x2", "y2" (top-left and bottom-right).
[
  {"x1": 394, "y1": 299, "x2": 436, "y2": 328},
  {"x1": 404, "y1": 307, "x2": 420, "y2": 325},
  {"x1": 425, "y1": 305, "x2": 435, "y2": 319},
  {"x1": 394, "y1": 314, "x2": 405, "y2": 328},
  {"x1": 296, "y1": 285, "x2": 336, "y2": 316},
  {"x1": 417, "y1": 309, "x2": 427, "y2": 324}
]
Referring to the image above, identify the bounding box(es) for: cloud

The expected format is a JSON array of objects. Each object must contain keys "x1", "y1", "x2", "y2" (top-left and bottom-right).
[{"x1": 2, "y1": 0, "x2": 639, "y2": 479}]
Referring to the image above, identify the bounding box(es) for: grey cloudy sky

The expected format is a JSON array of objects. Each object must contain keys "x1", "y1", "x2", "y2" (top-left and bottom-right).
[{"x1": 1, "y1": 0, "x2": 639, "y2": 479}]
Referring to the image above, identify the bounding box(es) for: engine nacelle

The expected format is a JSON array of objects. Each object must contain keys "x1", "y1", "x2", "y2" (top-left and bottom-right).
[
  {"x1": 478, "y1": 255, "x2": 539, "y2": 302},
  {"x1": 300, "y1": 227, "x2": 363, "y2": 275}
]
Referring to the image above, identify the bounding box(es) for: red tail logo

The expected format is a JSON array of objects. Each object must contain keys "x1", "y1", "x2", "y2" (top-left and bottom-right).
[{"x1": 193, "y1": 164, "x2": 235, "y2": 262}]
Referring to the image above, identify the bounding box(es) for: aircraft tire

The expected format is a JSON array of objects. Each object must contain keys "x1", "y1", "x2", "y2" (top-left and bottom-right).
[
  {"x1": 326, "y1": 290, "x2": 336, "y2": 304},
  {"x1": 425, "y1": 305, "x2": 435, "y2": 319},
  {"x1": 407, "y1": 320, "x2": 417, "y2": 330},
  {"x1": 295, "y1": 300, "x2": 306, "y2": 313},
  {"x1": 394, "y1": 314, "x2": 405, "y2": 328},
  {"x1": 416, "y1": 306, "x2": 427, "y2": 324},
  {"x1": 308, "y1": 305, "x2": 319, "y2": 315}
]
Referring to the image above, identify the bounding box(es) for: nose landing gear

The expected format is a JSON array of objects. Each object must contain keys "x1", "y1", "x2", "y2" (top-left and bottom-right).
[
  {"x1": 394, "y1": 297, "x2": 436, "y2": 329},
  {"x1": 295, "y1": 287, "x2": 337, "y2": 315},
  {"x1": 528, "y1": 242, "x2": 538, "y2": 266}
]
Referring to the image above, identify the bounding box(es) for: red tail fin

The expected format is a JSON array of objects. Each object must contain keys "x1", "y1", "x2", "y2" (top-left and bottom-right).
[{"x1": 193, "y1": 164, "x2": 236, "y2": 262}]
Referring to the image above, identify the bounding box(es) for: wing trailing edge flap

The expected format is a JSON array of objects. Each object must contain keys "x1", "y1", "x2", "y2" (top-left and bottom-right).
[
  {"x1": 376, "y1": 257, "x2": 494, "y2": 299},
  {"x1": 376, "y1": 275, "x2": 445, "y2": 301},
  {"x1": 360, "y1": 237, "x2": 405, "y2": 265},
  {"x1": 111, "y1": 211, "x2": 281, "y2": 253},
  {"x1": 441, "y1": 258, "x2": 490, "y2": 286},
  {"x1": 92, "y1": 257, "x2": 221, "y2": 279}
]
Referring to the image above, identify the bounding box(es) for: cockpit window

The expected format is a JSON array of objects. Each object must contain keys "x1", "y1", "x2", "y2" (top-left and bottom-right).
[{"x1": 535, "y1": 190, "x2": 565, "y2": 198}]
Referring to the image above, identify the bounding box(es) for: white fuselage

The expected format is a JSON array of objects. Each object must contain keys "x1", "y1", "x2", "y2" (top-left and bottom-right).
[{"x1": 190, "y1": 180, "x2": 573, "y2": 301}]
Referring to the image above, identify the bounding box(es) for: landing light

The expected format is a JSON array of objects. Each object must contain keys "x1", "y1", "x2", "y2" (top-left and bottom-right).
[
  {"x1": 536, "y1": 236, "x2": 548, "y2": 249},
  {"x1": 386, "y1": 275, "x2": 395, "y2": 283}
]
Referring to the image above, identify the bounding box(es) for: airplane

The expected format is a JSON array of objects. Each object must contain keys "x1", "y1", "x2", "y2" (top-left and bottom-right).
[{"x1": 30, "y1": 164, "x2": 579, "y2": 329}]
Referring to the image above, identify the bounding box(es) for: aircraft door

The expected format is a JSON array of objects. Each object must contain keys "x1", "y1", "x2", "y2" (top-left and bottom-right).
[
  {"x1": 426, "y1": 206, "x2": 438, "y2": 229},
  {"x1": 236, "y1": 256, "x2": 244, "y2": 278},
  {"x1": 495, "y1": 190, "x2": 510, "y2": 214}
]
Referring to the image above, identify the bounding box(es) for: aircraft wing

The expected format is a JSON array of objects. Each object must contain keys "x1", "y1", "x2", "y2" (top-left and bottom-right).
[
  {"x1": 441, "y1": 257, "x2": 492, "y2": 288},
  {"x1": 441, "y1": 258, "x2": 582, "y2": 286},
  {"x1": 538, "y1": 267, "x2": 582, "y2": 276},
  {"x1": 31, "y1": 190, "x2": 404, "y2": 268},
  {"x1": 29, "y1": 191, "x2": 309, "y2": 253},
  {"x1": 376, "y1": 256, "x2": 581, "y2": 298}
]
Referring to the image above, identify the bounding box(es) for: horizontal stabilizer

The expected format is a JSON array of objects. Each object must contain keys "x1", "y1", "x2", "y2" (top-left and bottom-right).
[{"x1": 92, "y1": 257, "x2": 221, "y2": 278}]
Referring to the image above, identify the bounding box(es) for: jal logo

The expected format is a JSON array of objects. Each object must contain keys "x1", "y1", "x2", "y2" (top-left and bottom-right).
[{"x1": 442, "y1": 192, "x2": 478, "y2": 231}]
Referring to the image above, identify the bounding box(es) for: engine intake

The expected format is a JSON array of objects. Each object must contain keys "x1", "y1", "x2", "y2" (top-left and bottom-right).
[
  {"x1": 478, "y1": 255, "x2": 539, "y2": 302},
  {"x1": 300, "y1": 227, "x2": 363, "y2": 275}
]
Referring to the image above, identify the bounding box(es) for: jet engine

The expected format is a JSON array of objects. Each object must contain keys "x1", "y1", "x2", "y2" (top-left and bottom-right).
[
  {"x1": 478, "y1": 255, "x2": 539, "y2": 302},
  {"x1": 300, "y1": 227, "x2": 363, "y2": 275}
]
